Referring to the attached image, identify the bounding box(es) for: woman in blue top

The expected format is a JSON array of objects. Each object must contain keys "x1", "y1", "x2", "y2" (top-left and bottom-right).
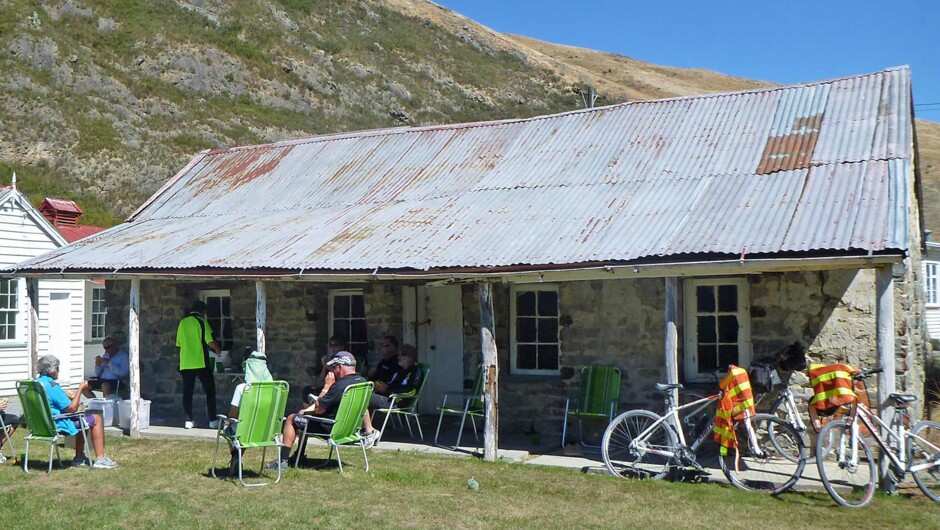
[{"x1": 35, "y1": 355, "x2": 118, "y2": 469}]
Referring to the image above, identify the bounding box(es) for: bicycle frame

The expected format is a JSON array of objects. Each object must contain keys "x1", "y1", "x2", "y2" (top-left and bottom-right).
[
  {"x1": 776, "y1": 387, "x2": 809, "y2": 433},
  {"x1": 843, "y1": 402, "x2": 940, "y2": 475},
  {"x1": 631, "y1": 392, "x2": 719, "y2": 459}
]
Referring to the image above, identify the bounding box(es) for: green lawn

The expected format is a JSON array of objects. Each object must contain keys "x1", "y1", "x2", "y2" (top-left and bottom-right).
[{"x1": 0, "y1": 431, "x2": 937, "y2": 529}]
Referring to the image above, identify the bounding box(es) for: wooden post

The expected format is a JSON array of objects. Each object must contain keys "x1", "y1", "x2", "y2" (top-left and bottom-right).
[
  {"x1": 876, "y1": 265, "x2": 896, "y2": 492},
  {"x1": 256, "y1": 281, "x2": 266, "y2": 355},
  {"x1": 478, "y1": 283, "x2": 498, "y2": 462},
  {"x1": 129, "y1": 278, "x2": 141, "y2": 439},
  {"x1": 26, "y1": 279, "x2": 39, "y2": 377},
  {"x1": 664, "y1": 278, "x2": 679, "y2": 407}
]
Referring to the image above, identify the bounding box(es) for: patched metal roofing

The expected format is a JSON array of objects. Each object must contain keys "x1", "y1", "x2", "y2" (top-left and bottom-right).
[{"x1": 10, "y1": 67, "x2": 916, "y2": 275}]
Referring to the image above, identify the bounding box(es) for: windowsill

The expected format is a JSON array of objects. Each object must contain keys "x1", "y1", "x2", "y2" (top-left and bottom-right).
[
  {"x1": 502, "y1": 373, "x2": 560, "y2": 382},
  {"x1": 0, "y1": 342, "x2": 28, "y2": 349}
]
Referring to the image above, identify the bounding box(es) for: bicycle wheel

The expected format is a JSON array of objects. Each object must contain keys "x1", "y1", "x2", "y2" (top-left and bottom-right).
[
  {"x1": 908, "y1": 420, "x2": 940, "y2": 502},
  {"x1": 719, "y1": 413, "x2": 806, "y2": 494},
  {"x1": 768, "y1": 394, "x2": 817, "y2": 464},
  {"x1": 815, "y1": 419, "x2": 876, "y2": 508},
  {"x1": 602, "y1": 410, "x2": 676, "y2": 480}
]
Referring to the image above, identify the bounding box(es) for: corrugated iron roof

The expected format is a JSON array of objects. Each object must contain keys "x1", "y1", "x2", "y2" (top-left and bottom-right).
[{"x1": 9, "y1": 67, "x2": 916, "y2": 275}]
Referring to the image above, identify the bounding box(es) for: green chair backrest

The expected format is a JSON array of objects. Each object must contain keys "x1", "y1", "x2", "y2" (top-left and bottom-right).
[
  {"x1": 16, "y1": 380, "x2": 59, "y2": 439},
  {"x1": 467, "y1": 365, "x2": 484, "y2": 412},
  {"x1": 578, "y1": 365, "x2": 622, "y2": 414},
  {"x1": 234, "y1": 381, "x2": 289, "y2": 448},
  {"x1": 329, "y1": 382, "x2": 374, "y2": 445},
  {"x1": 408, "y1": 364, "x2": 431, "y2": 405}
]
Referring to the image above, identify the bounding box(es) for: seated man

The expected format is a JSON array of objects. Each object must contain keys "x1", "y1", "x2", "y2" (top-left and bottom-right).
[
  {"x1": 0, "y1": 397, "x2": 19, "y2": 463},
  {"x1": 372, "y1": 349, "x2": 422, "y2": 409},
  {"x1": 84, "y1": 336, "x2": 129, "y2": 397},
  {"x1": 35, "y1": 354, "x2": 117, "y2": 469},
  {"x1": 301, "y1": 335, "x2": 347, "y2": 406},
  {"x1": 267, "y1": 351, "x2": 379, "y2": 470},
  {"x1": 367, "y1": 335, "x2": 400, "y2": 384}
]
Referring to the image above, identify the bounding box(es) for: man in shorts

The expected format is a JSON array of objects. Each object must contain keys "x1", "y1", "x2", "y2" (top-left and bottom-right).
[{"x1": 267, "y1": 351, "x2": 379, "y2": 470}]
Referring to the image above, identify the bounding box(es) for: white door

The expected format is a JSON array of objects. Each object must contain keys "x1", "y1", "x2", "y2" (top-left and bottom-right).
[
  {"x1": 416, "y1": 285, "x2": 463, "y2": 414},
  {"x1": 49, "y1": 292, "x2": 73, "y2": 385}
]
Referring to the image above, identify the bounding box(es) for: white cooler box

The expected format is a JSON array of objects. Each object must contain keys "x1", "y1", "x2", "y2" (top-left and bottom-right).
[
  {"x1": 118, "y1": 399, "x2": 151, "y2": 430},
  {"x1": 86, "y1": 398, "x2": 119, "y2": 427}
]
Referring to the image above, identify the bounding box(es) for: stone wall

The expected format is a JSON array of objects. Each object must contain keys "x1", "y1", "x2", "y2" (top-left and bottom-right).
[{"x1": 105, "y1": 263, "x2": 929, "y2": 430}]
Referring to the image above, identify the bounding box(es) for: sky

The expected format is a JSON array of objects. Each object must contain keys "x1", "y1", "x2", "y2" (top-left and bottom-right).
[{"x1": 434, "y1": 0, "x2": 940, "y2": 121}]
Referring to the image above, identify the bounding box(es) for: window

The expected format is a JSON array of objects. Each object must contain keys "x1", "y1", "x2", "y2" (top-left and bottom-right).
[
  {"x1": 510, "y1": 285, "x2": 560, "y2": 375},
  {"x1": 0, "y1": 278, "x2": 18, "y2": 341},
  {"x1": 925, "y1": 262, "x2": 939, "y2": 306},
  {"x1": 200, "y1": 289, "x2": 233, "y2": 351},
  {"x1": 329, "y1": 289, "x2": 367, "y2": 358},
  {"x1": 683, "y1": 278, "x2": 751, "y2": 382},
  {"x1": 90, "y1": 286, "x2": 106, "y2": 340}
]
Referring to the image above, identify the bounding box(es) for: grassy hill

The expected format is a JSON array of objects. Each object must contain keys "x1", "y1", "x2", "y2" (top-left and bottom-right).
[{"x1": 1, "y1": 0, "x2": 937, "y2": 233}]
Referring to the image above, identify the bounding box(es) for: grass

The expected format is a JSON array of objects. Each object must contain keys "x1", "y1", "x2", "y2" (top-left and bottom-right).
[{"x1": 0, "y1": 430, "x2": 937, "y2": 529}]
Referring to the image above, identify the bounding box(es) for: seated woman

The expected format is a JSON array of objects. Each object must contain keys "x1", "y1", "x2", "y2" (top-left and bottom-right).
[
  {"x1": 35, "y1": 354, "x2": 118, "y2": 469},
  {"x1": 0, "y1": 397, "x2": 18, "y2": 463}
]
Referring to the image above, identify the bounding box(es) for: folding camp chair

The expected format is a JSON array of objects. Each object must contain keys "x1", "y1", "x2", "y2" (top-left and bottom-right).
[
  {"x1": 0, "y1": 410, "x2": 15, "y2": 461},
  {"x1": 295, "y1": 381, "x2": 374, "y2": 475},
  {"x1": 434, "y1": 366, "x2": 484, "y2": 449},
  {"x1": 561, "y1": 365, "x2": 621, "y2": 449},
  {"x1": 373, "y1": 364, "x2": 431, "y2": 443},
  {"x1": 211, "y1": 380, "x2": 289, "y2": 487},
  {"x1": 15, "y1": 380, "x2": 91, "y2": 474}
]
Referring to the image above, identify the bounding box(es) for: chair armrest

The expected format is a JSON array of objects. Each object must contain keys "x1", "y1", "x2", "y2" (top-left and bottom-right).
[
  {"x1": 300, "y1": 414, "x2": 335, "y2": 426},
  {"x1": 53, "y1": 412, "x2": 84, "y2": 420}
]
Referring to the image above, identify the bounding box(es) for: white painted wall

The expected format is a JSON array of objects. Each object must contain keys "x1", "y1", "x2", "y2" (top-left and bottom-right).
[{"x1": 0, "y1": 190, "x2": 86, "y2": 395}]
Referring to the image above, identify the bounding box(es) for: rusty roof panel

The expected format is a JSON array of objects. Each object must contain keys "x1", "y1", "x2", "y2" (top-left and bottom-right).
[{"x1": 10, "y1": 67, "x2": 916, "y2": 274}]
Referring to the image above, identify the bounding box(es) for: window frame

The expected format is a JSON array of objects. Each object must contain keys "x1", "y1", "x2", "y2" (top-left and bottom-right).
[
  {"x1": 0, "y1": 277, "x2": 20, "y2": 343},
  {"x1": 509, "y1": 284, "x2": 561, "y2": 376},
  {"x1": 925, "y1": 261, "x2": 940, "y2": 307},
  {"x1": 682, "y1": 277, "x2": 751, "y2": 383},
  {"x1": 328, "y1": 288, "x2": 368, "y2": 358},
  {"x1": 88, "y1": 285, "x2": 106, "y2": 341},
  {"x1": 199, "y1": 289, "x2": 233, "y2": 351}
]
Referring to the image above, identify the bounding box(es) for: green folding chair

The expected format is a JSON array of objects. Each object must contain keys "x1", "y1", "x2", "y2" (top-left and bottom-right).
[
  {"x1": 561, "y1": 365, "x2": 622, "y2": 449},
  {"x1": 434, "y1": 365, "x2": 484, "y2": 449},
  {"x1": 15, "y1": 380, "x2": 91, "y2": 474},
  {"x1": 211, "y1": 381, "x2": 289, "y2": 487},
  {"x1": 374, "y1": 363, "x2": 431, "y2": 443},
  {"x1": 295, "y1": 381, "x2": 374, "y2": 475}
]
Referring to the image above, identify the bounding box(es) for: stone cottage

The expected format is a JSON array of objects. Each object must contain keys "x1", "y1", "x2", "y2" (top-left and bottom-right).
[{"x1": 8, "y1": 67, "x2": 928, "y2": 444}]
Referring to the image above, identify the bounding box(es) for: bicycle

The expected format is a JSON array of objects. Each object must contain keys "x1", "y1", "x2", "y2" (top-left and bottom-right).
[
  {"x1": 815, "y1": 367, "x2": 940, "y2": 508},
  {"x1": 601, "y1": 381, "x2": 807, "y2": 494},
  {"x1": 749, "y1": 359, "x2": 831, "y2": 464}
]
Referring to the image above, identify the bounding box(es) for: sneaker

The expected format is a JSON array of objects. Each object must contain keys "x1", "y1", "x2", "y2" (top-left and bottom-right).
[
  {"x1": 184, "y1": 420, "x2": 194, "y2": 429},
  {"x1": 264, "y1": 459, "x2": 288, "y2": 471},
  {"x1": 92, "y1": 456, "x2": 118, "y2": 469},
  {"x1": 0, "y1": 453, "x2": 6, "y2": 464},
  {"x1": 71, "y1": 456, "x2": 90, "y2": 467},
  {"x1": 361, "y1": 429, "x2": 380, "y2": 449},
  {"x1": 208, "y1": 420, "x2": 220, "y2": 429}
]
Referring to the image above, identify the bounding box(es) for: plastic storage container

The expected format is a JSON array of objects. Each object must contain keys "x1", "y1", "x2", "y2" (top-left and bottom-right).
[
  {"x1": 86, "y1": 398, "x2": 118, "y2": 427},
  {"x1": 118, "y1": 399, "x2": 151, "y2": 430}
]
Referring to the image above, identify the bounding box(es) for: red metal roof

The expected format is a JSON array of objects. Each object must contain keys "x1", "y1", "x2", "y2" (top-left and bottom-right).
[
  {"x1": 39, "y1": 198, "x2": 84, "y2": 215},
  {"x1": 57, "y1": 225, "x2": 106, "y2": 243}
]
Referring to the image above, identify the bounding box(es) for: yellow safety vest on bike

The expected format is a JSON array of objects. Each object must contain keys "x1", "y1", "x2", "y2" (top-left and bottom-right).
[
  {"x1": 713, "y1": 365, "x2": 756, "y2": 455},
  {"x1": 808, "y1": 363, "x2": 857, "y2": 412}
]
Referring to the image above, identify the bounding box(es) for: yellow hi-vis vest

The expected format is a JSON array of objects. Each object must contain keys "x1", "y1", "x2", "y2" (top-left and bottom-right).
[
  {"x1": 808, "y1": 363, "x2": 857, "y2": 412},
  {"x1": 713, "y1": 365, "x2": 756, "y2": 455}
]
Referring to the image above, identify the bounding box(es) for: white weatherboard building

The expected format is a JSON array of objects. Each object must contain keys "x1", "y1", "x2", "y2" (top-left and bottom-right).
[{"x1": 0, "y1": 185, "x2": 85, "y2": 394}]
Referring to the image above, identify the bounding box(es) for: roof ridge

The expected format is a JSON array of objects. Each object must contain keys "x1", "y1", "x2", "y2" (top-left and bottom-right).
[{"x1": 199, "y1": 66, "x2": 909, "y2": 156}]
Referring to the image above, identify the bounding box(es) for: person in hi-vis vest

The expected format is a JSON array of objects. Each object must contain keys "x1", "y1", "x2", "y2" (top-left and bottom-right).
[{"x1": 176, "y1": 300, "x2": 222, "y2": 429}]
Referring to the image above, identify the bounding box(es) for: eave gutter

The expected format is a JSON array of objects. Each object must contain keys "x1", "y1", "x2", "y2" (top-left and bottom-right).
[{"x1": 8, "y1": 255, "x2": 903, "y2": 284}]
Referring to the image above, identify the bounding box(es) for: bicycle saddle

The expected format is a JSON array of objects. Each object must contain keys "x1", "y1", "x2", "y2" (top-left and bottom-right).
[
  {"x1": 654, "y1": 383, "x2": 683, "y2": 392},
  {"x1": 889, "y1": 393, "x2": 917, "y2": 404}
]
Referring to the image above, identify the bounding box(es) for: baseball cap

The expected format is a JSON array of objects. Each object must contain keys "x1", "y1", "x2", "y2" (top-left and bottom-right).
[{"x1": 326, "y1": 351, "x2": 356, "y2": 367}]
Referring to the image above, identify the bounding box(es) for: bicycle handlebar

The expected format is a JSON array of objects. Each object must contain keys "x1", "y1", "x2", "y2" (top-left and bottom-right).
[{"x1": 854, "y1": 366, "x2": 884, "y2": 380}]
